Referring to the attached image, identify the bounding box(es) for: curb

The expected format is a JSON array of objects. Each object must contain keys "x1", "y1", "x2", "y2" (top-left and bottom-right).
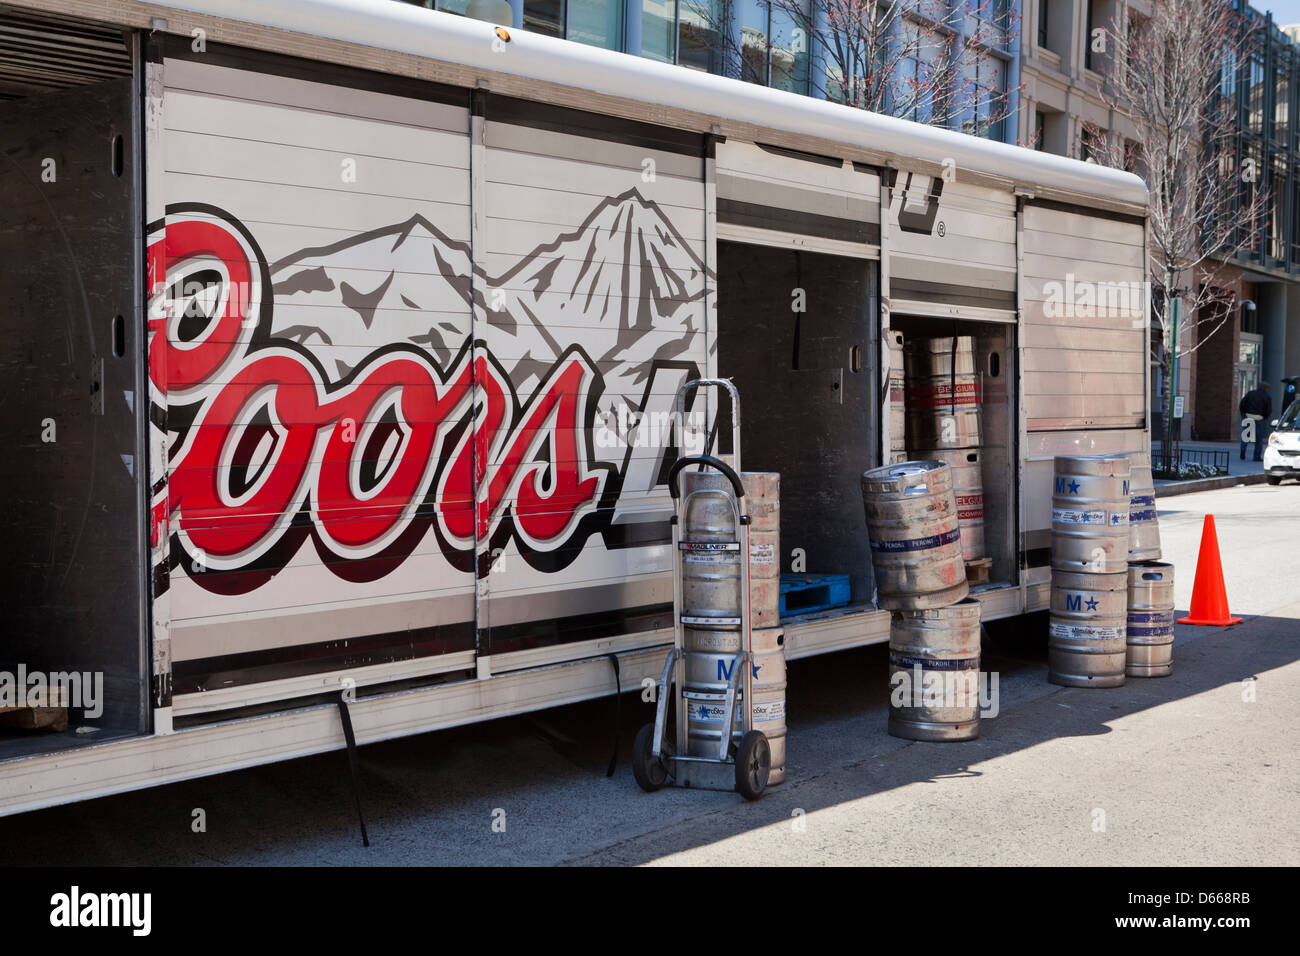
[{"x1": 1154, "y1": 472, "x2": 1269, "y2": 498}]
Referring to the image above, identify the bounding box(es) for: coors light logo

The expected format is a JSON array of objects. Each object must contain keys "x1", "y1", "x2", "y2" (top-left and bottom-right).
[{"x1": 148, "y1": 192, "x2": 709, "y2": 595}]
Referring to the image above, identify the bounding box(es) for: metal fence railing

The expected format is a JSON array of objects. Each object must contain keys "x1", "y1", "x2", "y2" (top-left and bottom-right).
[{"x1": 1151, "y1": 445, "x2": 1230, "y2": 480}]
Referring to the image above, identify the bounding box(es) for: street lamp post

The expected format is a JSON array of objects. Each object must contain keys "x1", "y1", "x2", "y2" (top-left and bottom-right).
[{"x1": 1165, "y1": 296, "x2": 1180, "y2": 460}]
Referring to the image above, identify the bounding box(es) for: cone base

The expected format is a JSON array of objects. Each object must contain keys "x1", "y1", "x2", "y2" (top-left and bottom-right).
[{"x1": 1177, "y1": 615, "x2": 1242, "y2": 626}]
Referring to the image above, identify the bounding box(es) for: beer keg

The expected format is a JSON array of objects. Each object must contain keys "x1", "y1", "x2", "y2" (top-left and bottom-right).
[
  {"x1": 680, "y1": 471, "x2": 780, "y2": 630},
  {"x1": 1051, "y1": 455, "x2": 1132, "y2": 574},
  {"x1": 683, "y1": 626, "x2": 785, "y2": 776},
  {"x1": 1048, "y1": 569, "x2": 1127, "y2": 687},
  {"x1": 904, "y1": 336, "x2": 982, "y2": 450},
  {"x1": 910, "y1": 446, "x2": 986, "y2": 562},
  {"x1": 888, "y1": 330, "x2": 907, "y2": 463},
  {"x1": 861, "y1": 460, "x2": 969, "y2": 610},
  {"x1": 1127, "y1": 562, "x2": 1174, "y2": 678},
  {"x1": 1126, "y1": 450, "x2": 1161, "y2": 563},
  {"x1": 888, "y1": 598, "x2": 982, "y2": 741}
]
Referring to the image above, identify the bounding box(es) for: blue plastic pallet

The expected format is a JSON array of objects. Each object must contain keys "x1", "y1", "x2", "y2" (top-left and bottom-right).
[{"x1": 779, "y1": 573, "x2": 851, "y2": 617}]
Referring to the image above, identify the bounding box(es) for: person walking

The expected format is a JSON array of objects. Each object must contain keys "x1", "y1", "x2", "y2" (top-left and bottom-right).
[{"x1": 1239, "y1": 382, "x2": 1272, "y2": 462}]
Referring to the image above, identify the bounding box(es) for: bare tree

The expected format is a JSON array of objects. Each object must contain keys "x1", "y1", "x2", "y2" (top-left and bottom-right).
[
  {"x1": 1086, "y1": 0, "x2": 1268, "y2": 437},
  {"x1": 681, "y1": 0, "x2": 1021, "y2": 139}
]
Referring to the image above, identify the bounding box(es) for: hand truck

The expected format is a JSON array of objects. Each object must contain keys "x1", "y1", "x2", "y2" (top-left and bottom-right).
[{"x1": 631, "y1": 379, "x2": 771, "y2": 801}]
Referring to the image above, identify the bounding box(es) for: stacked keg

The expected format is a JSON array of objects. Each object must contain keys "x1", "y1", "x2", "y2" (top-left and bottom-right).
[
  {"x1": 1124, "y1": 450, "x2": 1174, "y2": 678},
  {"x1": 887, "y1": 331, "x2": 908, "y2": 464},
  {"x1": 861, "y1": 460, "x2": 981, "y2": 741},
  {"x1": 680, "y1": 470, "x2": 787, "y2": 783},
  {"x1": 904, "y1": 335, "x2": 987, "y2": 568},
  {"x1": 1048, "y1": 455, "x2": 1131, "y2": 687}
]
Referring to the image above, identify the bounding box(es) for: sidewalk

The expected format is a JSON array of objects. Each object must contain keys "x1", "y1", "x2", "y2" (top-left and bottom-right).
[{"x1": 1151, "y1": 439, "x2": 1268, "y2": 497}]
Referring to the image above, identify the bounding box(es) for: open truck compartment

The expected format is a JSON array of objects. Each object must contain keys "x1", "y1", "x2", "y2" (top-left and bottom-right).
[
  {"x1": 0, "y1": 13, "x2": 146, "y2": 758},
  {"x1": 887, "y1": 315, "x2": 1017, "y2": 590},
  {"x1": 717, "y1": 242, "x2": 880, "y2": 612}
]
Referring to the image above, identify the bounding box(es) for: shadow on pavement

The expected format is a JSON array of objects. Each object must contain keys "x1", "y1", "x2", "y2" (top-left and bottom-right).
[{"x1": 0, "y1": 607, "x2": 1293, "y2": 866}]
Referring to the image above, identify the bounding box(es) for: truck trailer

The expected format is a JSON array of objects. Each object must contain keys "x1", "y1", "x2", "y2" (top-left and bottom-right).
[{"x1": 0, "y1": 0, "x2": 1149, "y2": 815}]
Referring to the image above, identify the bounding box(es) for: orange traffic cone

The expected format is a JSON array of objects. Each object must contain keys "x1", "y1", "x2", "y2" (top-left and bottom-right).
[{"x1": 1178, "y1": 515, "x2": 1242, "y2": 626}]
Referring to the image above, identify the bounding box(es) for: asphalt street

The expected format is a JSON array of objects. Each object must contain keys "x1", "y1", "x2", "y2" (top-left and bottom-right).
[{"x1": 0, "y1": 483, "x2": 1295, "y2": 866}]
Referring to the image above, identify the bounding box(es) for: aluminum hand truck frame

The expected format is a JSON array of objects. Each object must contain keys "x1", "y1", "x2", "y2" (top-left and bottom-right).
[{"x1": 631, "y1": 379, "x2": 771, "y2": 801}]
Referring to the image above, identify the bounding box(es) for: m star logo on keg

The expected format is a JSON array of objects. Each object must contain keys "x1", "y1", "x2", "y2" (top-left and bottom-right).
[
  {"x1": 1054, "y1": 477, "x2": 1082, "y2": 495},
  {"x1": 1085, "y1": 596, "x2": 1099, "y2": 611}
]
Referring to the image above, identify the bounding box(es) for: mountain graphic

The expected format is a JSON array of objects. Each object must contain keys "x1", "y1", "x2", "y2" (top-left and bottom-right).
[
  {"x1": 265, "y1": 189, "x2": 709, "y2": 397},
  {"x1": 269, "y1": 215, "x2": 476, "y2": 379}
]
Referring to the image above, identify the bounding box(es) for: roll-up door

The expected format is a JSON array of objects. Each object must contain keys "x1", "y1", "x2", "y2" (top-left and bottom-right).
[{"x1": 1021, "y1": 201, "x2": 1147, "y2": 431}]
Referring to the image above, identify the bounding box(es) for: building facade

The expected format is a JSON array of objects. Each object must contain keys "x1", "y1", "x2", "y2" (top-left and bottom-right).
[{"x1": 400, "y1": 0, "x2": 1023, "y2": 143}]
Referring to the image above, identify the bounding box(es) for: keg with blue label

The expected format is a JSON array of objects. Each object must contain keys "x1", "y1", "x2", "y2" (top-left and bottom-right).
[
  {"x1": 680, "y1": 471, "x2": 780, "y2": 633},
  {"x1": 861, "y1": 460, "x2": 969, "y2": 610},
  {"x1": 888, "y1": 598, "x2": 982, "y2": 741},
  {"x1": 684, "y1": 626, "x2": 785, "y2": 782},
  {"x1": 1048, "y1": 569, "x2": 1128, "y2": 687},
  {"x1": 1126, "y1": 562, "x2": 1174, "y2": 677},
  {"x1": 1051, "y1": 455, "x2": 1132, "y2": 574},
  {"x1": 1125, "y1": 450, "x2": 1161, "y2": 562}
]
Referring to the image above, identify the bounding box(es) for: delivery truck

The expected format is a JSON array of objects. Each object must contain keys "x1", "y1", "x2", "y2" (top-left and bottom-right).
[{"x1": 0, "y1": 0, "x2": 1149, "y2": 815}]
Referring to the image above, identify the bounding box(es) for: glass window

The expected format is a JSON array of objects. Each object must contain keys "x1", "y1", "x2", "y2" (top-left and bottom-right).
[
  {"x1": 1271, "y1": 158, "x2": 1288, "y2": 261},
  {"x1": 568, "y1": 0, "x2": 623, "y2": 49},
  {"x1": 439, "y1": 0, "x2": 471, "y2": 15},
  {"x1": 960, "y1": 56, "x2": 1004, "y2": 140},
  {"x1": 1038, "y1": 0, "x2": 1048, "y2": 49},
  {"x1": 741, "y1": 0, "x2": 768, "y2": 85},
  {"x1": 642, "y1": 0, "x2": 677, "y2": 63},
  {"x1": 1084, "y1": 1, "x2": 1095, "y2": 71},
  {"x1": 893, "y1": 56, "x2": 920, "y2": 121},
  {"x1": 1220, "y1": 43, "x2": 1237, "y2": 98},
  {"x1": 525, "y1": 0, "x2": 564, "y2": 37},
  {"x1": 770, "y1": 1, "x2": 810, "y2": 95},
  {"x1": 678, "y1": 0, "x2": 722, "y2": 74},
  {"x1": 1280, "y1": 398, "x2": 1300, "y2": 428},
  {"x1": 916, "y1": 27, "x2": 954, "y2": 124},
  {"x1": 1275, "y1": 68, "x2": 1289, "y2": 144},
  {"x1": 1292, "y1": 176, "x2": 1300, "y2": 263},
  {"x1": 1250, "y1": 55, "x2": 1266, "y2": 135}
]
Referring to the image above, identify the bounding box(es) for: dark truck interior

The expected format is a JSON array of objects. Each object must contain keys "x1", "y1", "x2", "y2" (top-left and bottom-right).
[
  {"x1": 0, "y1": 7, "x2": 146, "y2": 756},
  {"x1": 716, "y1": 240, "x2": 1017, "y2": 624}
]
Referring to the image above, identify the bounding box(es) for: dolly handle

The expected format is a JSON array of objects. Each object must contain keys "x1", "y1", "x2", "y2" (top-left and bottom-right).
[
  {"x1": 675, "y1": 378, "x2": 742, "y2": 472},
  {"x1": 668, "y1": 454, "x2": 745, "y2": 501}
]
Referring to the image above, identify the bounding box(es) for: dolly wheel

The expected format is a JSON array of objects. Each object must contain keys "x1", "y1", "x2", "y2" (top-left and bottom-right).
[
  {"x1": 734, "y1": 730, "x2": 771, "y2": 801},
  {"x1": 632, "y1": 722, "x2": 669, "y2": 792}
]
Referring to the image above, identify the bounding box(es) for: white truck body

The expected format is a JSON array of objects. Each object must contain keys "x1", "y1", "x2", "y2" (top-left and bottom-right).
[{"x1": 0, "y1": 0, "x2": 1148, "y2": 815}]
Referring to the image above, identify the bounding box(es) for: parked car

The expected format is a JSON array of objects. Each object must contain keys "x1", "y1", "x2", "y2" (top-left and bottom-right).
[{"x1": 1264, "y1": 400, "x2": 1300, "y2": 484}]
